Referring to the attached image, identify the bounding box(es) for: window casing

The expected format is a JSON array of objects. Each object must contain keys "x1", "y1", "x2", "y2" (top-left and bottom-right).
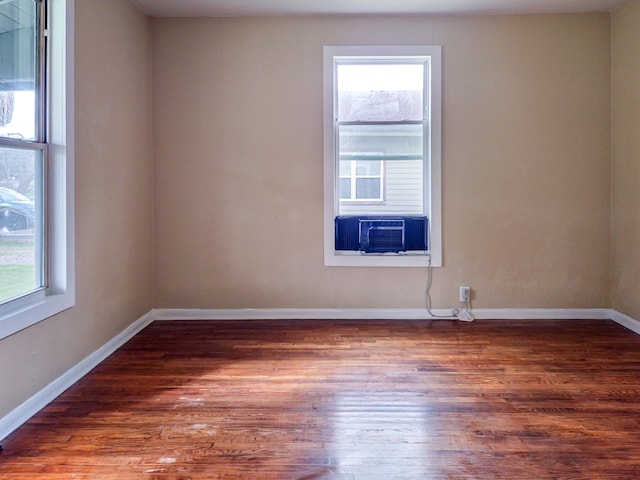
[
  {"x1": 0, "y1": 0, "x2": 74, "y2": 339},
  {"x1": 323, "y1": 45, "x2": 442, "y2": 267}
]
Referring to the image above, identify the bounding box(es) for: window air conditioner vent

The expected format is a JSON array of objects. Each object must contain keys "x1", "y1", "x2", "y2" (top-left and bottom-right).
[{"x1": 335, "y1": 215, "x2": 428, "y2": 254}]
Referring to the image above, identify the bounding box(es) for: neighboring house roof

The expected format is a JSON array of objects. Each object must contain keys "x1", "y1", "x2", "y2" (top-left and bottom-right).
[{"x1": 339, "y1": 90, "x2": 423, "y2": 122}]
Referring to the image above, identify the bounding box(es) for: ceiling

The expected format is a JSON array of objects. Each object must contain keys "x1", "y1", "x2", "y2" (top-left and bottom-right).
[{"x1": 131, "y1": 0, "x2": 629, "y2": 17}]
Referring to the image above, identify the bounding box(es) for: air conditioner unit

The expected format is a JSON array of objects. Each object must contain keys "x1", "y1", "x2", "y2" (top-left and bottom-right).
[{"x1": 335, "y1": 215, "x2": 428, "y2": 254}]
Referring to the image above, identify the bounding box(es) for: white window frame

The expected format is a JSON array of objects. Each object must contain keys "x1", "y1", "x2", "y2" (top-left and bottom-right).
[
  {"x1": 323, "y1": 45, "x2": 442, "y2": 267},
  {"x1": 0, "y1": 0, "x2": 74, "y2": 339}
]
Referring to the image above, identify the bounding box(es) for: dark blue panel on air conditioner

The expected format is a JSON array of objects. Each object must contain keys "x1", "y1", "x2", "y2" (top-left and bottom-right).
[
  {"x1": 334, "y1": 216, "x2": 361, "y2": 251},
  {"x1": 335, "y1": 215, "x2": 428, "y2": 253}
]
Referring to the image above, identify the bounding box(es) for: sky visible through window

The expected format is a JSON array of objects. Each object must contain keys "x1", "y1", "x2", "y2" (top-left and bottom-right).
[
  {"x1": 337, "y1": 64, "x2": 424, "y2": 92},
  {"x1": 0, "y1": 91, "x2": 35, "y2": 140}
]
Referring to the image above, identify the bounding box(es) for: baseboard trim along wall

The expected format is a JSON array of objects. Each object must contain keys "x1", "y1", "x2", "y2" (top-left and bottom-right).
[
  {"x1": 154, "y1": 308, "x2": 613, "y2": 321},
  {"x1": 2, "y1": 307, "x2": 639, "y2": 441},
  {"x1": 610, "y1": 310, "x2": 640, "y2": 336},
  {"x1": 0, "y1": 310, "x2": 155, "y2": 442}
]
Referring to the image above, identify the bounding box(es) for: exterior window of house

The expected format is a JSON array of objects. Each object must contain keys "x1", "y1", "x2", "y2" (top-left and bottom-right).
[
  {"x1": 323, "y1": 45, "x2": 442, "y2": 267},
  {"x1": 0, "y1": 0, "x2": 74, "y2": 339},
  {"x1": 339, "y1": 160, "x2": 384, "y2": 202}
]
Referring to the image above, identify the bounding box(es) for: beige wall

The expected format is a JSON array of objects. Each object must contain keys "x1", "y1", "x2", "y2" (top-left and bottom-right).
[
  {"x1": 611, "y1": 0, "x2": 640, "y2": 319},
  {"x1": 0, "y1": 0, "x2": 153, "y2": 418},
  {"x1": 153, "y1": 14, "x2": 611, "y2": 310}
]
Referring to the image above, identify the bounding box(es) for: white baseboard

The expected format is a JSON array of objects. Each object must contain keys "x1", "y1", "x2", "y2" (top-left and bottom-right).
[
  {"x1": 155, "y1": 308, "x2": 437, "y2": 320},
  {"x1": 472, "y1": 308, "x2": 611, "y2": 320},
  {"x1": 0, "y1": 310, "x2": 155, "y2": 442},
  {"x1": 610, "y1": 309, "x2": 640, "y2": 335},
  {"x1": 154, "y1": 307, "x2": 612, "y2": 321},
  {"x1": 2, "y1": 306, "x2": 637, "y2": 443}
]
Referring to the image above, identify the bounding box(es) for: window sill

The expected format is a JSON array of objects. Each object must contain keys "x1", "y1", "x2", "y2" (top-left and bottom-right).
[
  {"x1": 0, "y1": 290, "x2": 74, "y2": 339},
  {"x1": 324, "y1": 251, "x2": 439, "y2": 268},
  {"x1": 339, "y1": 200, "x2": 386, "y2": 205}
]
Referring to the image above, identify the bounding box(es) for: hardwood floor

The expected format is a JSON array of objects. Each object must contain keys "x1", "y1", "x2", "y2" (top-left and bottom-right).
[{"x1": 2, "y1": 319, "x2": 640, "y2": 479}]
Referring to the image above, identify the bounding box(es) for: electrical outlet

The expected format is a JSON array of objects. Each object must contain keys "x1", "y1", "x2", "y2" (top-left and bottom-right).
[{"x1": 459, "y1": 285, "x2": 471, "y2": 303}]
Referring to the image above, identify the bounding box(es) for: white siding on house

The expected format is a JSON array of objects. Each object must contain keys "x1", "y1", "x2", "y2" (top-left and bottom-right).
[{"x1": 339, "y1": 160, "x2": 423, "y2": 215}]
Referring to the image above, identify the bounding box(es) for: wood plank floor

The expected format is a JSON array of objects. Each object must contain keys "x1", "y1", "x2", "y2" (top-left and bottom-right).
[{"x1": 2, "y1": 319, "x2": 640, "y2": 479}]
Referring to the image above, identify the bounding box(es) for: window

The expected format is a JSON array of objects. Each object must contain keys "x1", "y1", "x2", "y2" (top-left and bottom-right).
[
  {"x1": 0, "y1": 0, "x2": 74, "y2": 339},
  {"x1": 323, "y1": 45, "x2": 442, "y2": 267},
  {"x1": 339, "y1": 160, "x2": 384, "y2": 202},
  {"x1": 0, "y1": 0, "x2": 46, "y2": 305}
]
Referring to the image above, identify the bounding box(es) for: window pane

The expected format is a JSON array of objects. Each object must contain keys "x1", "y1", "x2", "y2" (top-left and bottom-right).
[
  {"x1": 339, "y1": 123, "x2": 423, "y2": 160},
  {"x1": 355, "y1": 160, "x2": 381, "y2": 176},
  {"x1": 337, "y1": 64, "x2": 424, "y2": 122},
  {"x1": 0, "y1": 0, "x2": 38, "y2": 141},
  {"x1": 355, "y1": 178, "x2": 380, "y2": 199},
  {"x1": 0, "y1": 145, "x2": 43, "y2": 304},
  {"x1": 338, "y1": 178, "x2": 351, "y2": 199},
  {"x1": 339, "y1": 160, "x2": 351, "y2": 176}
]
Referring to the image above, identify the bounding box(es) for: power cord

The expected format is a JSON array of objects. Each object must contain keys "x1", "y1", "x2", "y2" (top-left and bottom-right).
[
  {"x1": 457, "y1": 296, "x2": 474, "y2": 322},
  {"x1": 425, "y1": 256, "x2": 474, "y2": 321},
  {"x1": 425, "y1": 256, "x2": 459, "y2": 319}
]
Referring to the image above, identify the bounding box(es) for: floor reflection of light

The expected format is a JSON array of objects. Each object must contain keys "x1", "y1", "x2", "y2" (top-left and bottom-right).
[{"x1": 329, "y1": 391, "x2": 435, "y2": 477}]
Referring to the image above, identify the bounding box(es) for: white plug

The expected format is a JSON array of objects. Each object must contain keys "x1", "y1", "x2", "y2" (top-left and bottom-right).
[
  {"x1": 459, "y1": 285, "x2": 471, "y2": 303},
  {"x1": 457, "y1": 285, "x2": 474, "y2": 322}
]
